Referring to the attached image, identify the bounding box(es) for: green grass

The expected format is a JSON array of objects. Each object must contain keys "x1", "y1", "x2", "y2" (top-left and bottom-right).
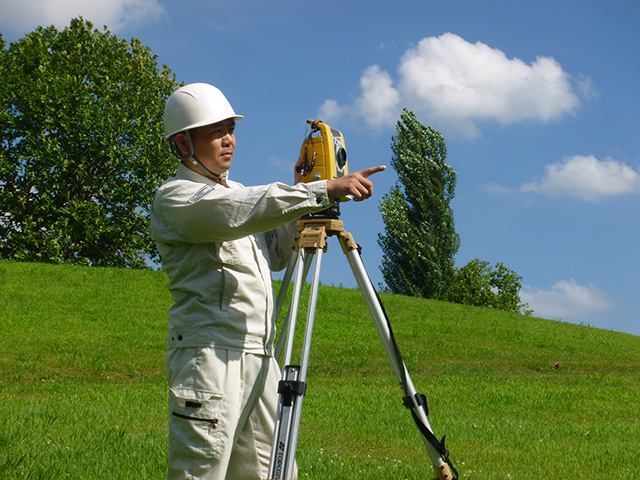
[{"x1": 1, "y1": 260, "x2": 639, "y2": 479}]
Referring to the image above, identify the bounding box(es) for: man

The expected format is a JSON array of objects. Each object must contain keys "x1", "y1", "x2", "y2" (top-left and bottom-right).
[{"x1": 150, "y1": 83, "x2": 385, "y2": 480}]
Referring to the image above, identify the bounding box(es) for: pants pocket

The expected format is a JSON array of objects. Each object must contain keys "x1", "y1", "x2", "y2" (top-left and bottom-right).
[{"x1": 169, "y1": 387, "x2": 225, "y2": 460}]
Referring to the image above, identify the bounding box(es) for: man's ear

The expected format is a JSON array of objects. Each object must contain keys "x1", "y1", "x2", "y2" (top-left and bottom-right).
[{"x1": 174, "y1": 132, "x2": 191, "y2": 157}]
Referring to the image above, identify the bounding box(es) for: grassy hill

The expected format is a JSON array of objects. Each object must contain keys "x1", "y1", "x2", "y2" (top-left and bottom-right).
[{"x1": 1, "y1": 260, "x2": 638, "y2": 479}]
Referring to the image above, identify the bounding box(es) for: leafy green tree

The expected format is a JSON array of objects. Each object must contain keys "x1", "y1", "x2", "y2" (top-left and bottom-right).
[
  {"x1": 445, "y1": 258, "x2": 532, "y2": 315},
  {"x1": 0, "y1": 18, "x2": 179, "y2": 268},
  {"x1": 378, "y1": 109, "x2": 460, "y2": 298}
]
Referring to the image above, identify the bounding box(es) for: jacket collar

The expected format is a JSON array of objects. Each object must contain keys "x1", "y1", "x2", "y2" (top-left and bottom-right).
[{"x1": 177, "y1": 161, "x2": 229, "y2": 187}]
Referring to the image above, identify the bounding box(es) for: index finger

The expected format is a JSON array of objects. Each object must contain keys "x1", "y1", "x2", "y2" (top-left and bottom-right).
[{"x1": 359, "y1": 165, "x2": 387, "y2": 178}]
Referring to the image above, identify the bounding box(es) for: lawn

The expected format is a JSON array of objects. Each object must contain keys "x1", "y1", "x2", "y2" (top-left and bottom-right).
[{"x1": 1, "y1": 260, "x2": 638, "y2": 479}]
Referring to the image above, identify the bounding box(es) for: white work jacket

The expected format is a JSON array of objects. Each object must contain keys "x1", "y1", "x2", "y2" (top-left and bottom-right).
[{"x1": 151, "y1": 162, "x2": 332, "y2": 356}]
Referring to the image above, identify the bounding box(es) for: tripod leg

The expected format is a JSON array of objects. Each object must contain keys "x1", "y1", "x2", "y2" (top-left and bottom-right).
[
  {"x1": 344, "y1": 248, "x2": 454, "y2": 478},
  {"x1": 274, "y1": 253, "x2": 297, "y2": 327},
  {"x1": 274, "y1": 251, "x2": 316, "y2": 361},
  {"x1": 269, "y1": 250, "x2": 309, "y2": 480},
  {"x1": 273, "y1": 253, "x2": 297, "y2": 360},
  {"x1": 269, "y1": 248, "x2": 324, "y2": 480},
  {"x1": 280, "y1": 251, "x2": 314, "y2": 367},
  {"x1": 283, "y1": 247, "x2": 323, "y2": 479}
]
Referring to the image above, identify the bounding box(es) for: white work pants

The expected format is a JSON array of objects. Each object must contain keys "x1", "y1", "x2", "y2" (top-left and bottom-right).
[{"x1": 166, "y1": 347, "x2": 295, "y2": 480}]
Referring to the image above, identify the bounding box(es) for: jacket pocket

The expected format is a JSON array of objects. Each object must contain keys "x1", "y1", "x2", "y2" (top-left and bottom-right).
[{"x1": 169, "y1": 387, "x2": 225, "y2": 460}]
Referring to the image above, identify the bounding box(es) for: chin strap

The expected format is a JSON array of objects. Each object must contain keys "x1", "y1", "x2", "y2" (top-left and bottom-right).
[{"x1": 185, "y1": 157, "x2": 228, "y2": 186}]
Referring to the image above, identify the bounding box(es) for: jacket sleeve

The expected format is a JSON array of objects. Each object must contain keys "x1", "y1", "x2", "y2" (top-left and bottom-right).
[{"x1": 151, "y1": 180, "x2": 331, "y2": 244}]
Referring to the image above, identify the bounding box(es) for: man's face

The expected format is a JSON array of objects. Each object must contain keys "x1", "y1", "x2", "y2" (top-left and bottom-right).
[{"x1": 178, "y1": 119, "x2": 236, "y2": 176}]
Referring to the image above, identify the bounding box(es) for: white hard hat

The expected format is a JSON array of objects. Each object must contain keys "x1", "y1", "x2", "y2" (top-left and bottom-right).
[{"x1": 163, "y1": 83, "x2": 244, "y2": 139}]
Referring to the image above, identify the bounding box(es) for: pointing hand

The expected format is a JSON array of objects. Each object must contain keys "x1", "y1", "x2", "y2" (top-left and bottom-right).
[{"x1": 326, "y1": 165, "x2": 386, "y2": 201}]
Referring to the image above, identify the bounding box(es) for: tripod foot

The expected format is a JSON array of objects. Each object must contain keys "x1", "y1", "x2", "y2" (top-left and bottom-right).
[{"x1": 432, "y1": 463, "x2": 454, "y2": 480}]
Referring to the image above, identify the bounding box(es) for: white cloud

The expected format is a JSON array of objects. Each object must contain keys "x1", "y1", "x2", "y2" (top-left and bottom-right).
[
  {"x1": 319, "y1": 65, "x2": 401, "y2": 130},
  {"x1": 321, "y1": 33, "x2": 584, "y2": 137},
  {"x1": 521, "y1": 279, "x2": 614, "y2": 320},
  {"x1": 485, "y1": 182, "x2": 513, "y2": 195},
  {"x1": 318, "y1": 99, "x2": 349, "y2": 126},
  {"x1": 353, "y1": 65, "x2": 401, "y2": 130},
  {"x1": 520, "y1": 155, "x2": 640, "y2": 202},
  {"x1": 0, "y1": 0, "x2": 164, "y2": 34}
]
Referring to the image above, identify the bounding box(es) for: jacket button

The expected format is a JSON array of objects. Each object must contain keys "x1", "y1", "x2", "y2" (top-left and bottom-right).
[{"x1": 178, "y1": 335, "x2": 183, "y2": 341}]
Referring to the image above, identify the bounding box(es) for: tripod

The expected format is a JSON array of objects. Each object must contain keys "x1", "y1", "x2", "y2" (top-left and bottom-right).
[{"x1": 267, "y1": 214, "x2": 457, "y2": 480}]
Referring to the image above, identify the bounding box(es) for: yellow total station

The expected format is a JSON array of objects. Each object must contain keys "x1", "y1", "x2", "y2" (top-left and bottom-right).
[{"x1": 298, "y1": 120, "x2": 349, "y2": 183}]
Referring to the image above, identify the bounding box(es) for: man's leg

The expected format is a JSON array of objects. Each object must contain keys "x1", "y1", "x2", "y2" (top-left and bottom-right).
[{"x1": 166, "y1": 347, "x2": 243, "y2": 480}]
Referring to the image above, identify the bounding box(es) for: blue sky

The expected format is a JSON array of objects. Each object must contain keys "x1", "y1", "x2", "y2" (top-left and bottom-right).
[{"x1": 2, "y1": 0, "x2": 638, "y2": 335}]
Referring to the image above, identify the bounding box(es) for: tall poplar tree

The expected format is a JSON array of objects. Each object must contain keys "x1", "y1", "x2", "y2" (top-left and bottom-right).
[{"x1": 378, "y1": 109, "x2": 460, "y2": 297}]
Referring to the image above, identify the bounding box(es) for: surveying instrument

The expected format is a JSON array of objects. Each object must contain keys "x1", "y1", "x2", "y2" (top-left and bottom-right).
[{"x1": 267, "y1": 121, "x2": 457, "y2": 480}]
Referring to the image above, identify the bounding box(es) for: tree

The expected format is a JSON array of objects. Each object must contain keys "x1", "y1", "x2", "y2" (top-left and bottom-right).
[
  {"x1": 445, "y1": 258, "x2": 532, "y2": 315},
  {"x1": 378, "y1": 109, "x2": 460, "y2": 298},
  {"x1": 0, "y1": 18, "x2": 179, "y2": 268}
]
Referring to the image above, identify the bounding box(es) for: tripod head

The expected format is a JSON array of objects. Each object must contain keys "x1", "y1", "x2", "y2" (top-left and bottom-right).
[{"x1": 302, "y1": 200, "x2": 342, "y2": 220}]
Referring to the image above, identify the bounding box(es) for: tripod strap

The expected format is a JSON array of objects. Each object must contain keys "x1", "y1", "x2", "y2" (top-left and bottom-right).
[{"x1": 364, "y1": 256, "x2": 459, "y2": 480}]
